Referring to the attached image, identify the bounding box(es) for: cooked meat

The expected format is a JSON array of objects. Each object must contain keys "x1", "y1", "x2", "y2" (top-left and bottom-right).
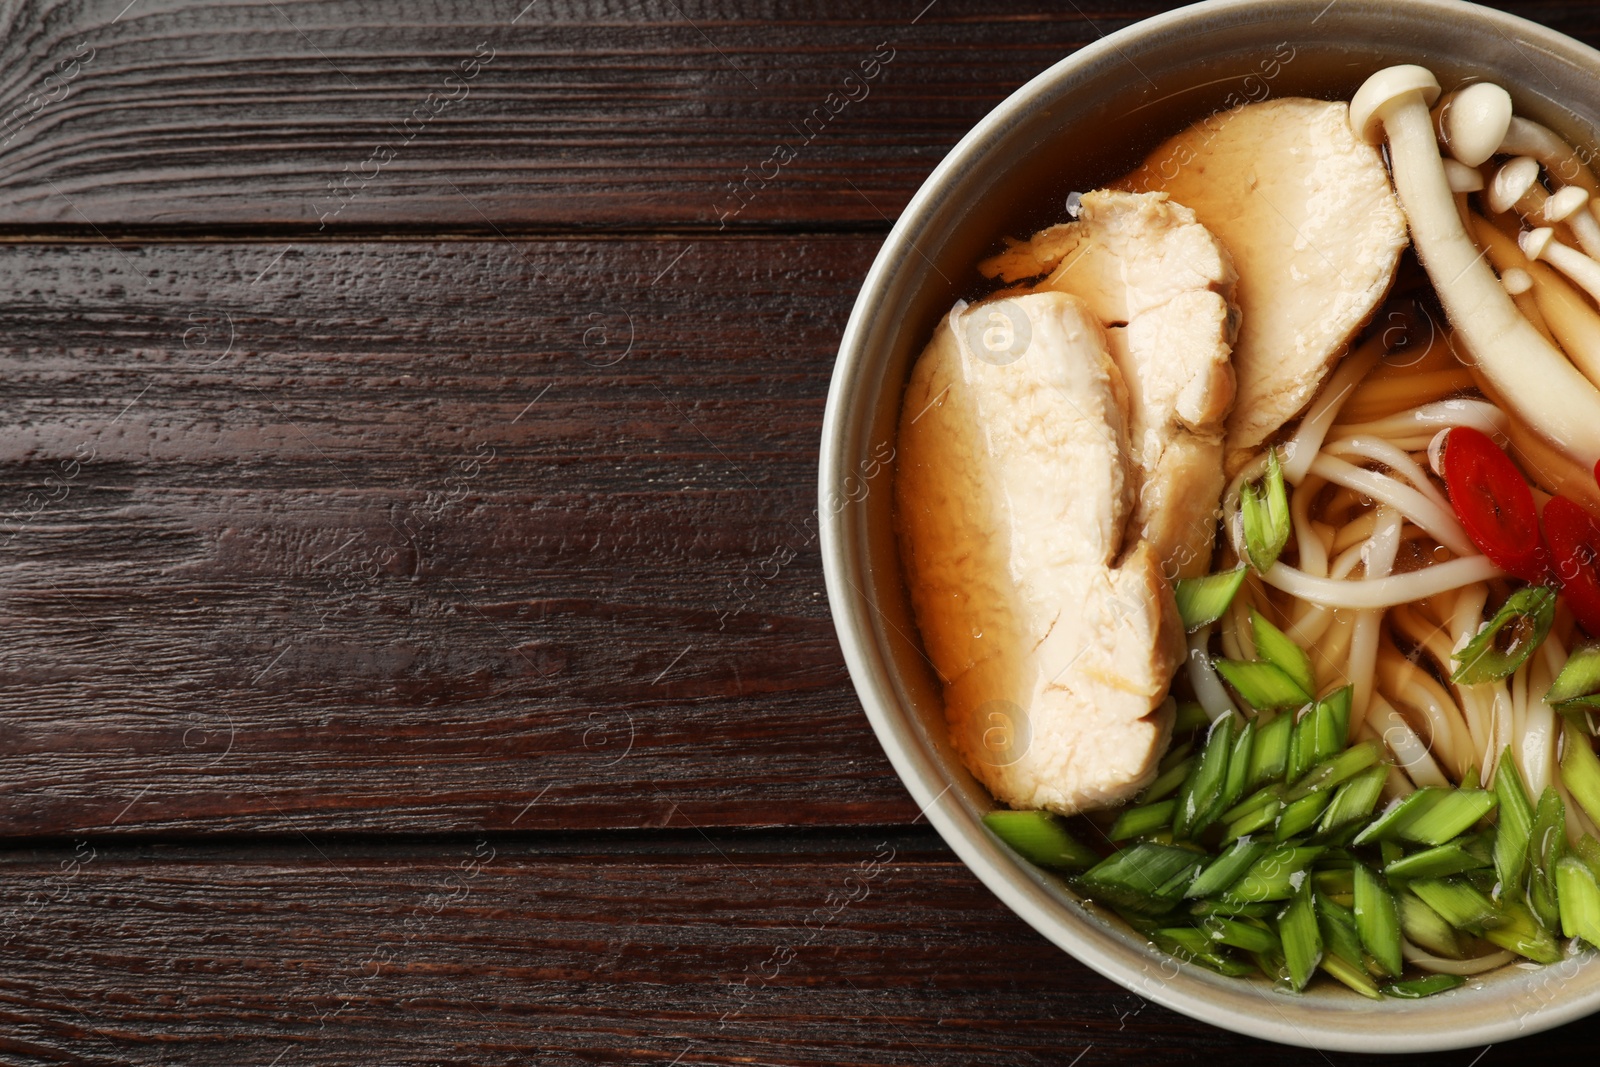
[
  {"x1": 1115, "y1": 98, "x2": 1408, "y2": 467},
  {"x1": 895, "y1": 291, "x2": 1184, "y2": 814},
  {"x1": 982, "y1": 190, "x2": 1237, "y2": 578}
]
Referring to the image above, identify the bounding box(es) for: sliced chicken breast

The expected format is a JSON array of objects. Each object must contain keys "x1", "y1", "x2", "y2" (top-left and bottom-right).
[{"x1": 895, "y1": 291, "x2": 1184, "y2": 813}]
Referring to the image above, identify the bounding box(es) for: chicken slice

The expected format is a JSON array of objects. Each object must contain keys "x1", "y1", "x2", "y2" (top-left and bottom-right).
[
  {"x1": 979, "y1": 189, "x2": 1237, "y2": 578},
  {"x1": 895, "y1": 291, "x2": 1184, "y2": 814},
  {"x1": 1115, "y1": 98, "x2": 1408, "y2": 468}
]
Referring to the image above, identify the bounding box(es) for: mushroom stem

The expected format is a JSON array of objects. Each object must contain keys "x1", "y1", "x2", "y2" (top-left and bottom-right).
[
  {"x1": 1472, "y1": 212, "x2": 1600, "y2": 385},
  {"x1": 1522, "y1": 227, "x2": 1600, "y2": 306},
  {"x1": 1486, "y1": 156, "x2": 1547, "y2": 218},
  {"x1": 1500, "y1": 116, "x2": 1600, "y2": 199},
  {"x1": 1351, "y1": 65, "x2": 1600, "y2": 471},
  {"x1": 1544, "y1": 185, "x2": 1600, "y2": 259}
]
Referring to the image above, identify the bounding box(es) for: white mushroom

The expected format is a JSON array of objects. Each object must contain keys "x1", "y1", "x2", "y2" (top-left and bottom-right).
[
  {"x1": 1501, "y1": 266, "x2": 1533, "y2": 295},
  {"x1": 1351, "y1": 65, "x2": 1600, "y2": 471},
  {"x1": 1485, "y1": 156, "x2": 1546, "y2": 216},
  {"x1": 1521, "y1": 226, "x2": 1600, "y2": 306},
  {"x1": 1472, "y1": 213, "x2": 1598, "y2": 377},
  {"x1": 1544, "y1": 185, "x2": 1600, "y2": 258},
  {"x1": 1443, "y1": 159, "x2": 1484, "y2": 229},
  {"x1": 1434, "y1": 82, "x2": 1513, "y2": 167},
  {"x1": 1500, "y1": 115, "x2": 1600, "y2": 199}
]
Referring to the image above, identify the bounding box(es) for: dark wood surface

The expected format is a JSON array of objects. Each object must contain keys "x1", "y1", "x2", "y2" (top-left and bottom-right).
[{"x1": 3, "y1": 0, "x2": 1600, "y2": 1062}]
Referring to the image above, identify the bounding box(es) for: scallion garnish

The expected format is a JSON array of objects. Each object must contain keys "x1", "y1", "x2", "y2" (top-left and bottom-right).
[
  {"x1": 1174, "y1": 567, "x2": 1249, "y2": 632},
  {"x1": 1548, "y1": 641, "x2": 1600, "y2": 710},
  {"x1": 1240, "y1": 447, "x2": 1290, "y2": 573},
  {"x1": 982, "y1": 810, "x2": 1099, "y2": 870},
  {"x1": 1251, "y1": 609, "x2": 1316, "y2": 699},
  {"x1": 1450, "y1": 586, "x2": 1556, "y2": 685}
]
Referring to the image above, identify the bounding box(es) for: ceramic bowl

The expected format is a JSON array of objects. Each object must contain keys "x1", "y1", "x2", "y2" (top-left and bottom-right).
[{"x1": 820, "y1": 0, "x2": 1600, "y2": 1050}]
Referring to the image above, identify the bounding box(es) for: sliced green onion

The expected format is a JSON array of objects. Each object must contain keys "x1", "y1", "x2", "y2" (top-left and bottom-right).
[
  {"x1": 1316, "y1": 891, "x2": 1365, "y2": 964},
  {"x1": 1560, "y1": 716, "x2": 1600, "y2": 831},
  {"x1": 1313, "y1": 867, "x2": 1356, "y2": 899},
  {"x1": 1189, "y1": 898, "x2": 1277, "y2": 919},
  {"x1": 1286, "y1": 741, "x2": 1382, "y2": 801},
  {"x1": 1174, "y1": 567, "x2": 1248, "y2": 632},
  {"x1": 1173, "y1": 700, "x2": 1211, "y2": 736},
  {"x1": 1216, "y1": 720, "x2": 1256, "y2": 821},
  {"x1": 1214, "y1": 659, "x2": 1311, "y2": 712},
  {"x1": 1353, "y1": 788, "x2": 1448, "y2": 845},
  {"x1": 1241, "y1": 446, "x2": 1290, "y2": 573},
  {"x1": 1248, "y1": 711, "x2": 1292, "y2": 787},
  {"x1": 1397, "y1": 890, "x2": 1462, "y2": 958},
  {"x1": 1548, "y1": 641, "x2": 1600, "y2": 709},
  {"x1": 1152, "y1": 927, "x2": 1256, "y2": 976},
  {"x1": 1251, "y1": 609, "x2": 1315, "y2": 698},
  {"x1": 1185, "y1": 836, "x2": 1272, "y2": 899},
  {"x1": 1175, "y1": 712, "x2": 1237, "y2": 839},
  {"x1": 1576, "y1": 834, "x2": 1600, "y2": 881},
  {"x1": 1142, "y1": 755, "x2": 1195, "y2": 804},
  {"x1": 1353, "y1": 863, "x2": 1404, "y2": 977},
  {"x1": 1396, "y1": 788, "x2": 1497, "y2": 847},
  {"x1": 1203, "y1": 915, "x2": 1281, "y2": 955},
  {"x1": 1483, "y1": 898, "x2": 1562, "y2": 964},
  {"x1": 1314, "y1": 687, "x2": 1353, "y2": 763},
  {"x1": 1493, "y1": 750, "x2": 1535, "y2": 897},
  {"x1": 1288, "y1": 707, "x2": 1320, "y2": 784},
  {"x1": 1222, "y1": 845, "x2": 1324, "y2": 903},
  {"x1": 982, "y1": 810, "x2": 1100, "y2": 870},
  {"x1": 1320, "y1": 952, "x2": 1381, "y2": 999},
  {"x1": 1315, "y1": 766, "x2": 1388, "y2": 839},
  {"x1": 1279, "y1": 878, "x2": 1322, "y2": 993},
  {"x1": 1557, "y1": 855, "x2": 1600, "y2": 947},
  {"x1": 1408, "y1": 877, "x2": 1498, "y2": 932},
  {"x1": 1450, "y1": 586, "x2": 1556, "y2": 685},
  {"x1": 1109, "y1": 799, "x2": 1176, "y2": 841},
  {"x1": 1383, "y1": 974, "x2": 1465, "y2": 998},
  {"x1": 1076, "y1": 843, "x2": 1207, "y2": 914},
  {"x1": 1274, "y1": 791, "x2": 1333, "y2": 842},
  {"x1": 1222, "y1": 793, "x2": 1282, "y2": 842},
  {"x1": 1383, "y1": 842, "x2": 1487, "y2": 881},
  {"x1": 1527, "y1": 786, "x2": 1567, "y2": 932}
]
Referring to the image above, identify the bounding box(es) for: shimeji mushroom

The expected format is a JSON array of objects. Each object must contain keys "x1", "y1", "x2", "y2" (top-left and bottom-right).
[
  {"x1": 1443, "y1": 159, "x2": 1483, "y2": 228},
  {"x1": 1501, "y1": 115, "x2": 1600, "y2": 199},
  {"x1": 1351, "y1": 65, "x2": 1600, "y2": 470},
  {"x1": 1521, "y1": 226, "x2": 1600, "y2": 307},
  {"x1": 1435, "y1": 82, "x2": 1513, "y2": 167},
  {"x1": 1545, "y1": 185, "x2": 1600, "y2": 258},
  {"x1": 1486, "y1": 156, "x2": 1547, "y2": 217},
  {"x1": 1472, "y1": 213, "x2": 1600, "y2": 380}
]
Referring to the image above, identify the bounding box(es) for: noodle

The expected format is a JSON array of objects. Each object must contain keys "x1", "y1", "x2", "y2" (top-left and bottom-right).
[
  {"x1": 1259, "y1": 555, "x2": 1504, "y2": 610},
  {"x1": 1348, "y1": 507, "x2": 1402, "y2": 733},
  {"x1": 1330, "y1": 397, "x2": 1508, "y2": 441},
  {"x1": 1282, "y1": 334, "x2": 1385, "y2": 483},
  {"x1": 1401, "y1": 942, "x2": 1517, "y2": 975},
  {"x1": 1307, "y1": 453, "x2": 1473, "y2": 557}
]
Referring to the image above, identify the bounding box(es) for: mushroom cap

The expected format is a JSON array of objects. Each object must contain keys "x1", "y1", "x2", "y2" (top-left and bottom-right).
[
  {"x1": 1350, "y1": 65, "x2": 1442, "y2": 144},
  {"x1": 1487, "y1": 156, "x2": 1541, "y2": 214},
  {"x1": 1500, "y1": 266, "x2": 1534, "y2": 295},
  {"x1": 1440, "y1": 82, "x2": 1514, "y2": 167},
  {"x1": 1521, "y1": 226, "x2": 1556, "y2": 261},
  {"x1": 1442, "y1": 158, "x2": 1485, "y2": 193},
  {"x1": 1545, "y1": 184, "x2": 1591, "y2": 222}
]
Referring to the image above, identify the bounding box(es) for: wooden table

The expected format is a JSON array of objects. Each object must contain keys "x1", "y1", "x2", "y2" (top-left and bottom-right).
[{"x1": 2, "y1": 1, "x2": 1597, "y2": 1062}]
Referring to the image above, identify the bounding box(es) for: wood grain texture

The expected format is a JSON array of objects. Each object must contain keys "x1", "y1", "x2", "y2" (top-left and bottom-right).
[
  {"x1": 0, "y1": 235, "x2": 918, "y2": 836},
  {"x1": 5, "y1": 830, "x2": 1591, "y2": 1066}
]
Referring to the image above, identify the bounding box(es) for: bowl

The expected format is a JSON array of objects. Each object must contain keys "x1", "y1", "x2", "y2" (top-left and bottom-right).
[{"x1": 819, "y1": 0, "x2": 1600, "y2": 1051}]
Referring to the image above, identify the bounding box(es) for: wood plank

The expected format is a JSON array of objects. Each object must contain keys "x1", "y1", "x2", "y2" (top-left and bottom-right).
[
  {"x1": 8, "y1": 830, "x2": 1588, "y2": 1065},
  {"x1": 0, "y1": 235, "x2": 919, "y2": 835}
]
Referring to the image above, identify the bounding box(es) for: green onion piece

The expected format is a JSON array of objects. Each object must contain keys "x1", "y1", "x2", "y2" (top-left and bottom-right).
[
  {"x1": 1241, "y1": 446, "x2": 1290, "y2": 573},
  {"x1": 1278, "y1": 878, "x2": 1322, "y2": 993},
  {"x1": 1161, "y1": 739, "x2": 1196, "y2": 773},
  {"x1": 1460, "y1": 765, "x2": 1481, "y2": 791},
  {"x1": 1286, "y1": 741, "x2": 1382, "y2": 802},
  {"x1": 1398, "y1": 890, "x2": 1462, "y2": 958},
  {"x1": 1408, "y1": 878, "x2": 1498, "y2": 932},
  {"x1": 1493, "y1": 751, "x2": 1535, "y2": 897},
  {"x1": 1353, "y1": 788, "x2": 1448, "y2": 845},
  {"x1": 1222, "y1": 793, "x2": 1282, "y2": 842},
  {"x1": 1576, "y1": 834, "x2": 1600, "y2": 881},
  {"x1": 1383, "y1": 842, "x2": 1487, "y2": 881},
  {"x1": 1109, "y1": 799, "x2": 1177, "y2": 841},
  {"x1": 1450, "y1": 586, "x2": 1557, "y2": 685},
  {"x1": 1320, "y1": 952, "x2": 1382, "y2": 999},
  {"x1": 1274, "y1": 790, "x2": 1334, "y2": 842},
  {"x1": 1173, "y1": 700, "x2": 1211, "y2": 736},
  {"x1": 1189, "y1": 898, "x2": 1278, "y2": 919},
  {"x1": 1186, "y1": 836, "x2": 1272, "y2": 899},
  {"x1": 1215, "y1": 659, "x2": 1311, "y2": 712},
  {"x1": 1175, "y1": 713, "x2": 1237, "y2": 839},
  {"x1": 1557, "y1": 855, "x2": 1600, "y2": 946},
  {"x1": 1221, "y1": 783, "x2": 1282, "y2": 825},
  {"x1": 1393, "y1": 789, "x2": 1497, "y2": 847},
  {"x1": 1222, "y1": 845, "x2": 1324, "y2": 903},
  {"x1": 1203, "y1": 915, "x2": 1281, "y2": 955},
  {"x1": 1527, "y1": 786, "x2": 1567, "y2": 932},
  {"x1": 1315, "y1": 766, "x2": 1389, "y2": 840},
  {"x1": 1314, "y1": 687, "x2": 1353, "y2": 763},
  {"x1": 1352, "y1": 863, "x2": 1404, "y2": 977},
  {"x1": 1287, "y1": 708, "x2": 1319, "y2": 784},
  {"x1": 1216, "y1": 720, "x2": 1257, "y2": 821},
  {"x1": 1383, "y1": 974, "x2": 1466, "y2": 998},
  {"x1": 1076, "y1": 843, "x2": 1207, "y2": 914},
  {"x1": 1483, "y1": 898, "x2": 1562, "y2": 964},
  {"x1": 1313, "y1": 867, "x2": 1355, "y2": 899},
  {"x1": 1142, "y1": 755, "x2": 1194, "y2": 805},
  {"x1": 1548, "y1": 641, "x2": 1600, "y2": 708},
  {"x1": 1248, "y1": 711, "x2": 1293, "y2": 787},
  {"x1": 982, "y1": 810, "x2": 1100, "y2": 870},
  {"x1": 1560, "y1": 717, "x2": 1600, "y2": 831},
  {"x1": 1251, "y1": 609, "x2": 1315, "y2": 698},
  {"x1": 1151, "y1": 927, "x2": 1256, "y2": 977},
  {"x1": 1174, "y1": 567, "x2": 1249, "y2": 632},
  {"x1": 1315, "y1": 891, "x2": 1367, "y2": 966}
]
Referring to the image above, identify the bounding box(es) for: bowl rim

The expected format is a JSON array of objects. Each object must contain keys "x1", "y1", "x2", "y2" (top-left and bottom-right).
[{"x1": 819, "y1": 0, "x2": 1600, "y2": 1051}]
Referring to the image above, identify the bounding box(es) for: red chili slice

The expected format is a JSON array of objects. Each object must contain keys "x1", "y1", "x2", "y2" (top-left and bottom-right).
[
  {"x1": 1438, "y1": 427, "x2": 1547, "y2": 582},
  {"x1": 1545, "y1": 495, "x2": 1600, "y2": 635}
]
